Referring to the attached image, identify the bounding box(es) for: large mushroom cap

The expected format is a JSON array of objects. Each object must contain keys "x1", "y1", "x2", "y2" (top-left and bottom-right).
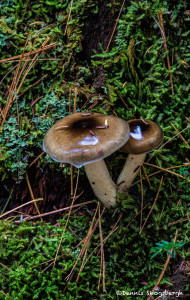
[
  {"x1": 121, "y1": 119, "x2": 163, "y2": 154},
  {"x1": 43, "y1": 112, "x2": 130, "y2": 168}
]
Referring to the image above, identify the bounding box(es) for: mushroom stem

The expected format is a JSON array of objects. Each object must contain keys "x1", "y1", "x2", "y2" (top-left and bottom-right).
[
  {"x1": 117, "y1": 153, "x2": 146, "y2": 192},
  {"x1": 84, "y1": 160, "x2": 117, "y2": 208}
]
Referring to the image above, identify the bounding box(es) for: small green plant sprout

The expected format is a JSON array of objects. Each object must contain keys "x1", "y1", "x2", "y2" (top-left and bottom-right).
[
  {"x1": 150, "y1": 240, "x2": 188, "y2": 259},
  {"x1": 179, "y1": 166, "x2": 189, "y2": 177}
]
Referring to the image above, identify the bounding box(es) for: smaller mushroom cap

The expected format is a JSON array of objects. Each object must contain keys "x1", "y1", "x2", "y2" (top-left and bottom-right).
[
  {"x1": 43, "y1": 112, "x2": 130, "y2": 168},
  {"x1": 120, "y1": 119, "x2": 163, "y2": 154}
]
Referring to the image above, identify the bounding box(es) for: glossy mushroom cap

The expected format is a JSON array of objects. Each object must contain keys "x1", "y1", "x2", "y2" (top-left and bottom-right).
[
  {"x1": 121, "y1": 119, "x2": 163, "y2": 154},
  {"x1": 43, "y1": 112, "x2": 130, "y2": 168}
]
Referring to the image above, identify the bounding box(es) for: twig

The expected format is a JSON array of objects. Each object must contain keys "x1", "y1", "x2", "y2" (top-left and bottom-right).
[
  {"x1": 0, "y1": 290, "x2": 12, "y2": 298},
  {"x1": 73, "y1": 87, "x2": 77, "y2": 113},
  {"x1": 156, "y1": 10, "x2": 174, "y2": 95},
  {"x1": 142, "y1": 165, "x2": 151, "y2": 186},
  {"x1": 41, "y1": 261, "x2": 54, "y2": 274},
  {"x1": 0, "y1": 189, "x2": 13, "y2": 215},
  {"x1": 158, "y1": 125, "x2": 190, "y2": 151},
  {"x1": 0, "y1": 262, "x2": 12, "y2": 272},
  {"x1": 105, "y1": 0, "x2": 126, "y2": 52},
  {"x1": 139, "y1": 176, "x2": 163, "y2": 235},
  {"x1": 65, "y1": 203, "x2": 100, "y2": 282},
  {"x1": 82, "y1": 214, "x2": 123, "y2": 270},
  {"x1": 0, "y1": 198, "x2": 43, "y2": 219},
  {"x1": 15, "y1": 199, "x2": 95, "y2": 222},
  {"x1": 0, "y1": 64, "x2": 18, "y2": 86},
  {"x1": 115, "y1": 89, "x2": 131, "y2": 111},
  {"x1": 1, "y1": 37, "x2": 54, "y2": 127},
  {"x1": 25, "y1": 173, "x2": 41, "y2": 217},
  {"x1": 5, "y1": 58, "x2": 62, "y2": 63},
  {"x1": 64, "y1": 0, "x2": 74, "y2": 35},
  {"x1": 0, "y1": 42, "x2": 58, "y2": 63},
  {"x1": 53, "y1": 168, "x2": 80, "y2": 268},
  {"x1": 169, "y1": 122, "x2": 190, "y2": 148},
  {"x1": 31, "y1": 95, "x2": 44, "y2": 107},
  {"x1": 87, "y1": 100, "x2": 98, "y2": 110},
  {"x1": 168, "y1": 218, "x2": 190, "y2": 227},
  {"x1": 29, "y1": 22, "x2": 46, "y2": 26},
  {"x1": 11, "y1": 38, "x2": 50, "y2": 108},
  {"x1": 125, "y1": 204, "x2": 149, "y2": 231},
  {"x1": 19, "y1": 74, "x2": 48, "y2": 97},
  {"x1": 70, "y1": 165, "x2": 74, "y2": 196},
  {"x1": 139, "y1": 168, "x2": 144, "y2": 232},
  {"x1": 29, "y1": 151, "x2": 45, "y2": 168},
  {"x1": 98, "y1": 205, "x2": 105, "y2": 292},
  {"x1": 145, "y1": 45, "x2": 153, "y2": 55},
  {"x1": 144, "y1": 162, "x2": 190, "y2": 182},
  {"x1": 79, "y1": 95, "x2": 93, "y2": 111},
  {"x1": 76, "y1": 204, "x2": 105, "y2": 283},
  {"x1": 131, "y1": 163, "x2": 190, "y2": 187},
  {"x1": 69, "y1": 87, "x2": 72, "y2": 114},
  {"x1": 1, "y1": 36, "x2": 31, "y2": 126}
]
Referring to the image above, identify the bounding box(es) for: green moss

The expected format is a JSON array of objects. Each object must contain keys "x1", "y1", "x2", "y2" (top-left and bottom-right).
[{"x1": 0, "y1": 198, "x2": 190, "y2": 299}]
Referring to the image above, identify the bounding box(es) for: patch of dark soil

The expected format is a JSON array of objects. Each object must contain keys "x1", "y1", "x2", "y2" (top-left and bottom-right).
[
  {"x1": 159, "y1": 261, "x2": 190, "y2": 299},
  {"x1": 80, "y1": 0, "x2": 115, "y2": 61},
  {"x1": 0, "y1": 166, "x2": 96, "y2": 223},
  {"x1": 77, "y1": 0, "x2": 118, "y2": 90}
]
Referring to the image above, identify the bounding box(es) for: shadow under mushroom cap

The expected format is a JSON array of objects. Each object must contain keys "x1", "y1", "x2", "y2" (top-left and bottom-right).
[{"x1": 43, "y1": 112, "x2": 130, "y2": 168}]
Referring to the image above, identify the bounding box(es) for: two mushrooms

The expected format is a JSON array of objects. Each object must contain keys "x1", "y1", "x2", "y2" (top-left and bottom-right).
[{"x1": 43, "y1": 112, "x2": 163, "y2": 208}]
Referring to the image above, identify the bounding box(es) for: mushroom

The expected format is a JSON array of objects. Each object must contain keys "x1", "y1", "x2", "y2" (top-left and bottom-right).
[
  {"x1": 117, "y1": 119, "x2": 163, "y2": 192},
  {"x1": 43, "y1": 112, "x2": 130, "y2": 208}
]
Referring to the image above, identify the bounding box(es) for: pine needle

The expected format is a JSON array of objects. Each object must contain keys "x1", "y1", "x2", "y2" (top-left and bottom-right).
[
  {"x1": 144, "y1": 162, "x2": 190, "y2": 182},
  {"x1": 139, "y1": 176, "x2": 163, "y2": 235},
  {"x1": 139, "y1": 168, "x2": 144, "y2": 232},
  {"x1": 0, "y1": 198, "x2": 43, "y2": 219},
  {"x1": 25, "y1": 173, "x2": 41, "y2": 217},
  {"x1": 98, "y1": 205, "x2": 105, "y2": 292},
  {"x1": 65, "y1": 203, "x2": 100, "y2": 282},
  {"x1": 169, "y1": 121, "x2": 190, "y2": 148},
  {"x1": 156, "y1": 10, "x2": 174, "y2": 95},
  {"x1": 53, "y1": 168, "x2": 80, "y2": 268}
]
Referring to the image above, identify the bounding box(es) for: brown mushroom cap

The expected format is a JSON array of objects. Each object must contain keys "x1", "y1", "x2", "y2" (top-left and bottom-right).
[
  {"x1": 120, "y1": 119, "x2": 163, "y2": 154},
  {"x1": 43, "y1": 112, "x2": 130, "y2": 168}
]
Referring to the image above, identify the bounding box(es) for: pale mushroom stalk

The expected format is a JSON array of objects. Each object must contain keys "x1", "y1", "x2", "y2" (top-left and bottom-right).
[
  {"x1": 84, "y1": 160, "x2": 117, "y2": 208},
  {"x1": 117, "y1": 153, "x2": 146, "y2": 192},
  {"x1": 117, "y1": 119, "x2": 163, "y2": 193}
]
